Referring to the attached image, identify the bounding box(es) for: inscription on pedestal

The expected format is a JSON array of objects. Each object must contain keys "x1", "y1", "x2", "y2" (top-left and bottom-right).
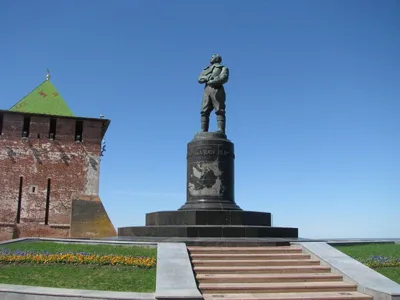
[{"x1": 187, "y1": 146, "x2": 234, "y2": 159}]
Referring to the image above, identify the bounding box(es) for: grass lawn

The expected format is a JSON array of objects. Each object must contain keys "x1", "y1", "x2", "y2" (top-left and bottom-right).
[
  {"x1": 0, "y1": 241, "x2": 157, "y2": 292},
  {"x1": 334, "y1": 243, "x2": 400, "y2": 284}
]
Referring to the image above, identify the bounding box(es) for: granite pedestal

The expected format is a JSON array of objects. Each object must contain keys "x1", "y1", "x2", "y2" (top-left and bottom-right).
[
  {"x1": 118, "y1": 132, "x2": 298, "y2": 239},
  {"x1": 180, "y1": 132, "x2": 240, "y2": 210}
]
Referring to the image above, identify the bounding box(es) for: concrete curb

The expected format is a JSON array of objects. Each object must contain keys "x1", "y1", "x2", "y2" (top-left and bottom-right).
[
  {"x1": 297, "y1": 242, "x2": 400, "y2": 300},
  {"x1": 0, "y1": 238, "x2": 30, "y2": 246},
  {"x1": 327, "y1": 241, "x2": 396, "y2": 247},
  {"x1": 155, "y1": 243, "x2": 202, "y2": 300},
  {"x1": 0, "y1": 284, "x2": 154, "y2": 299},
  {"x1": 0, "y1": 237, "x2": 157, "y2": 247}
]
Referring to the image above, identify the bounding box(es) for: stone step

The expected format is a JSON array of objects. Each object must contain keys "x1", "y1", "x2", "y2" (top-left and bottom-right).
[
  {"x1": 202, "y1": 291, "x2": 372, "y2": 300},
  {"x1": 188, "y1": 246, "x2": 303, "y2": 254},
  {"x1": 192, "y1": 259, "x2": 321, "y2": 267},
  {"x1": 191, "y1": 253, "x2": 310, "y2": 260},
  {"x1": 197, "y1": 273, "x2": 343, "y2": 283},
  {"x1": 199, "y1": 281, "x2": 358, "y2": 294},
  {"x1": 194, "y1": 265, "x2": 332, "y2": 274}
]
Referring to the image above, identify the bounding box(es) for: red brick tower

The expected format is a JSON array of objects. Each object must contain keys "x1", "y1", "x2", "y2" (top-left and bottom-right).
[{"x1": 0, "y1": 76, "x2": 115, "y2": 240}]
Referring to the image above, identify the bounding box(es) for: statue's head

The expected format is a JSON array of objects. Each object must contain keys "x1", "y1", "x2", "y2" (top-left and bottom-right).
[{"x1": 210, "y1": 54, "x2": 222, "y2": 64}]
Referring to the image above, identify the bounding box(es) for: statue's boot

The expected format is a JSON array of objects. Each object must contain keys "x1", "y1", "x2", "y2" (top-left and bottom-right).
[
  {"x1": 201, "y1": 116, "x2": 209, "y2": 132},
  {"x1": 216, "y1": 115, "x2": 226, "y2": 134}
]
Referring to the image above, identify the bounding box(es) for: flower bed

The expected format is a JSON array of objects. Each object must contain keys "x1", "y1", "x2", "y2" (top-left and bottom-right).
[
  {"x1": 356, "y1": 256, "x2": 400, "y2": 269},
  {"x1": 0, "y1": 249, "x2": 156, "y2": 268}
]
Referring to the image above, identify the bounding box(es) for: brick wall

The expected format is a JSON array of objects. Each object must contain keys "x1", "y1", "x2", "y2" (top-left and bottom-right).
[
  {"x1": 0, "y1": 224, "x2": 16, "y2": 240},
  {"x1": 0, "y1": 111, "x2": 106, "y2": 239}
]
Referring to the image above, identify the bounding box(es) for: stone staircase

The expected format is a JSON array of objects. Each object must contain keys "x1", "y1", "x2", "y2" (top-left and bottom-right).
[{"x1": 188, "y1": 245, "x2": 372, "y2": 300}]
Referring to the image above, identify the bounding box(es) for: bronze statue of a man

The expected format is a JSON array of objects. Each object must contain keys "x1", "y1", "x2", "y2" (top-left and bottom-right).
[{"x1": 198, "y1": 54, "x2": 229, "y2": 134}]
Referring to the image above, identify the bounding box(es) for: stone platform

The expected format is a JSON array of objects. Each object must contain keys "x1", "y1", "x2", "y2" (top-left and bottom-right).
[
  {"x1": 146, "y1": 210, "x2": 272, "y2": 226},
  {"x1": 103, "y1": 236, "x2": 304, "y2": 246},
  {"x1": 119, "y1": 209, "x2": 298, "y2": 238},
  {"x1": 118, "y1": 224, "x2": 298, "y2": 238}
]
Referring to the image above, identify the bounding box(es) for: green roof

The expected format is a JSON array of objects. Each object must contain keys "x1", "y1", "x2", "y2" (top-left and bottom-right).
[{"x1": 9, "y1": 80, "x2": 74, "y2": 117}]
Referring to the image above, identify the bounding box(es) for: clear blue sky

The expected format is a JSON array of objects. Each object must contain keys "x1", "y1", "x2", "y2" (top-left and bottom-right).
[{"x1": 1, "y1": 0, "x2": 399, "y2": 238}]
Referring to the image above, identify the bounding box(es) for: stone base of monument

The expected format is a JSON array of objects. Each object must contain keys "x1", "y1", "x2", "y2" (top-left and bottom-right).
[
  {"x1": 118, "y1": 132, "x2": 298, "y2": 240},
  {"x1": 146, "y1": 210, "x2": 272, "y2": 226},
  {"x1": 118, "y1": 210, "x2": 298, "y2": 238}
]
